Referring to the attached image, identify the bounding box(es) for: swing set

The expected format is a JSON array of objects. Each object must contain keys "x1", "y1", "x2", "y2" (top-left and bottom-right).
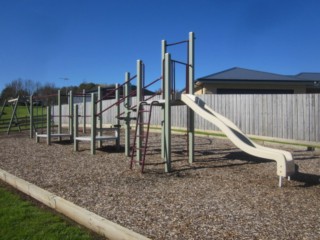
[{"x1": 0, "y1": 96, "x2": 33, "y2": 134}]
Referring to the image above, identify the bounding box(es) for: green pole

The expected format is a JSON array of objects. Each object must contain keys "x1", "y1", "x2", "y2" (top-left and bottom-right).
[
  {"x1": 124, "y1": 72, "x2": 131, "y2": 157},
  {"x1": 58, "y1": 90, "x2": 62, "y2": 141},
  {"x1": 91, "y1": 93, "x2": 96, "y2": 155},
  {"x1": 161, "y1": 39, "x2": 167, "y2": 159},
  {"x1": 74, "y1": 104, "x2": 79, "y2": 152},
  {"x1": 115, "y1": 83, "x2": 120, "y2": 148},
  {"x1": 47, "y1": 106, "x2": 51, "y2": 145},
  {"x1": 97, "y1": 86, "x2": 102, "y2": 148},
  {"x1": 83, "y1": 89, "x2": 86, "y2": 133},
  {"x1": 164, "y1": 53, "x2": 172, "y2": 172},
  {"x1": 30, "y1": 95, "x2": 34, "y2": 139},
  {"x1": 188, "y1": 32, "x2": 195, "y2": 164},
  {"x1": 136, "y1": 60, "x2": 143, "y2": 164},
  {"x1": 69, "y1": 90, "x2": 74, "y2": 141}
]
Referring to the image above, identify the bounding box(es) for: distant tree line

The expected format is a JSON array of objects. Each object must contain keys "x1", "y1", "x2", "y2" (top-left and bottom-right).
[{"x1": 0, "y1": 79, "x2": 99, "y2": 105}]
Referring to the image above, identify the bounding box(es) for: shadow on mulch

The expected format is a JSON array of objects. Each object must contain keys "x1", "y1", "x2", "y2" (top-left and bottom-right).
[
  {"x1": 225, "y1": 151, "x2": 273, "y2": 163},
  {"x1": 292, "y1": 172, "x2": 320, "y2": 187},
  {"x1": 97, "y1": 145, "x2": 125, "y2": 153},
  {"x1": 52, "y1": 140, "x2": 72, "y2": 145}
]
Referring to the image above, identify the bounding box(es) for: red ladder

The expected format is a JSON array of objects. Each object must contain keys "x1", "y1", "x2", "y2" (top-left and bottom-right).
[{"x1": 130, "y1": 101, "x2": 158, "y2": 172}]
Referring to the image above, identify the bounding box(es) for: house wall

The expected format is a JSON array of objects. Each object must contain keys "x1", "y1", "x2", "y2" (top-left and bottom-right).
[{"x1": 194, "y1": 83, "x2": 307, "y2": 94}]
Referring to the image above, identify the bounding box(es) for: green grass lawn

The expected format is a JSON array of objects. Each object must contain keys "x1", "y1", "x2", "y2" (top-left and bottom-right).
[
  {"x1": 0, "y1": 105, "x2": 46, "y2": 133},
  {"x1": 1, "y1": 105, "x2": 46, "y2": 119},
  {"x1": 0, "y1": 182, "x2": 104, "y2": 240}
]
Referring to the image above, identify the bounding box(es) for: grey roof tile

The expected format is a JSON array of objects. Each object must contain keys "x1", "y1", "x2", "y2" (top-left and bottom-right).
[{"x1": 197, "y1": 67, "x2": 318, "y2": 82}]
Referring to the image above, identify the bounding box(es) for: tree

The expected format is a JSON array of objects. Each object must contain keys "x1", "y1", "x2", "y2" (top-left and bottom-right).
[
  {"x1": 79, "y1": 82, "x2": 96, "y2": 91},
  {"x1": 34, "y1": 83, "x2": 58, "y2": 105},
  {"x1": 24, "y1": 79, "x2": 41, "y2": 96},
  {"x1": 0, "y1": 79, "x2": 29, "y2": 101}
]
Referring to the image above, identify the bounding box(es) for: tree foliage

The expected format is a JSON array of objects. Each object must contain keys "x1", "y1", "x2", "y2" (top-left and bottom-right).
[{"x1": 0, "y1": 79, "x2": 100, "y2": 103}]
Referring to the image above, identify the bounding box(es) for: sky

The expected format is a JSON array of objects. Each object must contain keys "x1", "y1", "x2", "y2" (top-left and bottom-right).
[{"x1": 0, "y1": 0, "x2": 320, "y2": 92}]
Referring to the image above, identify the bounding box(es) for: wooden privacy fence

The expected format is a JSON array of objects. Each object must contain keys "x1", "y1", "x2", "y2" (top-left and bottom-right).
[{"x1": 55, "y1": 94, "x2": 320, "y2": 143}]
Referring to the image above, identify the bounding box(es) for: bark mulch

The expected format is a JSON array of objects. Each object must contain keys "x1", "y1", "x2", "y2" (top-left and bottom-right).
[{"x1": 0, "y1": 131, "x2": 319, "y2": 239}]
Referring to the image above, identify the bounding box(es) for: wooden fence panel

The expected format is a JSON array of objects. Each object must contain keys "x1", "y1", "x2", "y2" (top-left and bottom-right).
[
  {"x1": 55, "y1": 94, "x2": 320, "y2": 143},
  {"x1": 316, "y1": 94, "x2": 320, "y2": 142}
]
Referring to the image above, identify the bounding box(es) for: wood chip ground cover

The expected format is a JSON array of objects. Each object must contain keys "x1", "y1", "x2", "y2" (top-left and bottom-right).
[{"x1": 0, "y1": 131, "x2": 319, "y2": 239}]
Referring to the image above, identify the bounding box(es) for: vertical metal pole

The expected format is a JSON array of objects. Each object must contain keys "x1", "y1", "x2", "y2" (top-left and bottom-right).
[
  {"x1": 188, "y1": 32, "x2": 195, "y2": 164},
  {"x1": 136, "y1": 60, "x2": 143, "y2": 164},
  {"x1": 161, "y1": 40, "x2": 167, "y2": 159},
  {"x1": 69, "y1": 90, "x2": 74, "y2": 141},
  {"x1": 124, "y1": 72, "x2": 131, "y2": 157},
  {"x1": 97, "y1": 86, "x2": 102, "y2": 148},
  {"x1": 30, "y1": 95, "x2": 33, "y2": 139},
  {"x1": 74, "y1": 104, "x2": 79, "y2": 152},
  {"x1": 83, "y1": 89, "x2": 86, "y2": 133},
  {"x1": 164, "y1": 53, "x2": 172, "y2": 172},
  {"x1": 58, "y1": 90, "x2": 62, "y2": 141},
  {"x1": 47, "y1": 106, "x2": 51, "y2": 145},
  {"x1": 115, "y1": 83, "x2": 120, "y2": 148},
  {"x1": 91, "y1": 93, "x2": 96, "y2": 155}
]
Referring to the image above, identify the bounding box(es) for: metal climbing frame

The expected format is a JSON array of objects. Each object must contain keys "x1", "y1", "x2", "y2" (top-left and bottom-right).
[
  {"x1": 33, "y1": 90, "x2": 73, "y2": 145},
  {"x1": 130, "y1": 100, "x2": 159, "y2": 172},
  {"x1": 161, "y1": 32, "x2": 195, "y2": 172}
]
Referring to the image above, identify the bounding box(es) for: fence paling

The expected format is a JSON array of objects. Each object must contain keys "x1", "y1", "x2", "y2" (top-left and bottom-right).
[{"x1": 55, "y1": 94, "x2": 320, "y2": 143}]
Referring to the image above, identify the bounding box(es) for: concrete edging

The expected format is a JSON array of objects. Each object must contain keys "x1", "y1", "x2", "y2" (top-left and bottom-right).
[{"x1": 0, "y1": 168, "x2": 150, "y2": 240}]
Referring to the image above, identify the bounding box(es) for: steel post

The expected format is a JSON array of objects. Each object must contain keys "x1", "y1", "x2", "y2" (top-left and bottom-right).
[{"x1": 164, "y1": 53, "x2": 172, "y2": 172}]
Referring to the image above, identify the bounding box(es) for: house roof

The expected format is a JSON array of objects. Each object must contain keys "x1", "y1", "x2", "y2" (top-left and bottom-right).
[
  {"x1": 196, "y1": 67, "x2": 319, "y2": 83},
  {"x1": 294, "y1": 72, "x2": 320, "y2": 81}
]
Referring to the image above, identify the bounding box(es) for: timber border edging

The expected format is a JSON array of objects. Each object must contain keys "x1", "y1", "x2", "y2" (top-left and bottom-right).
[{"x1": 0, "y1": 168, "x2": 150, "y2": 240}]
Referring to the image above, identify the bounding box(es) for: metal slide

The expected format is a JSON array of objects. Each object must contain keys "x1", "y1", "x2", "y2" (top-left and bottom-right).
[{"x1": 181, "y1": 94, "x2": 296, "y2": 180}]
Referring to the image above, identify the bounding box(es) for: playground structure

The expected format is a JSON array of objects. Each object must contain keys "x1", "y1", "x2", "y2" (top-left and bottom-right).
[
  {"x1": 124, "y1": 32, "x2": 296, "y2": 186},
  {"x1": 0, "y1": 32, "x2": 297, "y2": 186},
  {"x1": 32, "y1": 90, "x2": 73, "y2": 145},
  {"x1": 73, "y1": 86, "x2": 121, "y2": 155}
]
